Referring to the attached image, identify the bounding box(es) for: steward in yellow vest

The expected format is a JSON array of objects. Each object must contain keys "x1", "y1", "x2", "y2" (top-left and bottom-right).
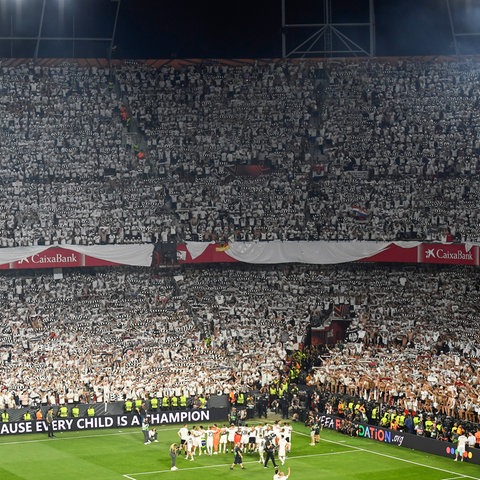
[
  {"x1": 124, "y1": 399, "x2": 133, "y2": 413},
  {"x1": 236, "y1": 392, "x2": 245, "y2": 406},
  {"x1": 150, "y1": 397, "x2": 158, "y2": 411},
  {"x1": 371, "y1": 406, "x2": 378, "y2": 424}
]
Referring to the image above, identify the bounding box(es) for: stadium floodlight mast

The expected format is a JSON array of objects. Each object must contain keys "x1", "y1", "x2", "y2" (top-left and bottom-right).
[
  {"x1": 0, "y1": 0, "x2": 122, "y2": 61},
  {"x1": 33, "y1": 0, "x2": 46, "y2": 62},
  {"x1": 108, "y1": 0, "x2": 122, "y2": 66},
  {"x1": 445, "y1": 0, "x2": 480, "y2": 55}
]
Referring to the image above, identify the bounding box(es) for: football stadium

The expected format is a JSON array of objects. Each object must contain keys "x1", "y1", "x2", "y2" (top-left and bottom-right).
[{"x1": 0, "y1": 1, "x2": 479, "y2": 479}]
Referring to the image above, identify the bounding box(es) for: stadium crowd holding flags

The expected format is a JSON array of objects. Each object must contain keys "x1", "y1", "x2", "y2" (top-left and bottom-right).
[
  {"x1": 0, "y1": 261, "x2": 478, "y2": 440},
  {"x1": 1, "y1": 58, "x2": 480, "y2": 247},
  {"x1": 0, "y1": 55, "x2": 478, "y2": 453}
]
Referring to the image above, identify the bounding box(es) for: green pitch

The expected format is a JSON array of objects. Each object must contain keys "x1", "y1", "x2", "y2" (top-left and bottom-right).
[{"x1": 0, "y1": 421, "x2": 478, "y2": 480}]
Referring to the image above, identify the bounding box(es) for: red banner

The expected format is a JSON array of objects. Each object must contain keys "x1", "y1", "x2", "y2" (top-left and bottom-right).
[
  {"x1": 0, "y1": 243, "x2": 477, "y2": 270},
  {"x1": 176, "y1": 243, "x2": 237, "y2": 264},
  {"x1": 176, "y1": 242, "x2": 480, "y2": 266},
  {"x1": 0, "y1": 247, "x2": 122, "y2": 270},
  {"x1": 359, "y1": 243, "x2": 418, "y2": 264}
]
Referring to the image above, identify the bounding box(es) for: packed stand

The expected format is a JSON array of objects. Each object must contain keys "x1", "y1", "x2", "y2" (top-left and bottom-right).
[
  {"x1": 2, "y1": 58, "x2": 480, "y2": 245},
  {"x1": 0, "y1": 61, "x2": 177, "y2": 246},
  {"x1": 0, "y1": 263, "x2": 477, "y2": 431},
  {"x1": 117, "y1": 57, "x2": 480, "y2": 243}
]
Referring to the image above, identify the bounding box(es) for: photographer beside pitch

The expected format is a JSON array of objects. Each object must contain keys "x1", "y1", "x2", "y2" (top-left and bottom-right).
[
  {"x1": 169, "y1": 443, "x2": 180, "y2": 471},
  {"x1": 46, "y1": 407, "x2": 55, "y2": 438}
]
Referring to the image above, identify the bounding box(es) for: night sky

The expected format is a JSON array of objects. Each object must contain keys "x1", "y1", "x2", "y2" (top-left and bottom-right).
[{"x1": 0, "y1": 0, "x2": 479, "y2": 59}]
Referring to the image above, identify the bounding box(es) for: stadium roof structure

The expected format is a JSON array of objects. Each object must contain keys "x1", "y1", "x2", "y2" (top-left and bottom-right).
[
  {"x1": 0, "y1": 0, "x2": 122, "y2": 62},
  {"x1": 283, "y1": 0, "x2": 480, "y2": 58},
  {"x1": 1, "y1": 0, "x2": 480, "y2": 60}
]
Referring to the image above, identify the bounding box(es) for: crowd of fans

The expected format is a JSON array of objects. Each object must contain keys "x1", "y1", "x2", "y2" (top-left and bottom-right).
[
  {"x1": 0, "y1": 56, "x2": 479, "y2": 435},
  {"x1": 300, "y1": 390, "x2": 480, "y2": 450},
  {"x1": 1, "y1": 57, "x2": 480, "y2": 244},
  {"x1": 0, "y1": 263, "x2": 477, "y2": 431}
]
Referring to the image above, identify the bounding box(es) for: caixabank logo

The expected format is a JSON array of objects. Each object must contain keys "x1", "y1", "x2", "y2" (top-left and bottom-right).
[{"x1": 422, "y1": 244, "x2": 475, "y2": 265}]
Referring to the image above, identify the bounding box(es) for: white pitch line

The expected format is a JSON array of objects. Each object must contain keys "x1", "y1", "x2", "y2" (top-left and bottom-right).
[
  {"x1": 0, "y1": 425, "x2": 183, "y2": 446},
  {"x1": 293, "y1": 430, "x2": 480, "y2": 480},
  {"x1": 441, "y1": 477, "x2": 473, "y2": 480},
  {"x1": 0, "y1": 430, "x2": 135, "y2": 445},
  {"x1": 123, "y1": 450, "x2": 362, "y2": 477}
]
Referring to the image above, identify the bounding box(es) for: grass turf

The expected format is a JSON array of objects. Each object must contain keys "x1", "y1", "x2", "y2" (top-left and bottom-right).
[{"x1": 0, "y1": 420, "x2": 478, "y2": 480}]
